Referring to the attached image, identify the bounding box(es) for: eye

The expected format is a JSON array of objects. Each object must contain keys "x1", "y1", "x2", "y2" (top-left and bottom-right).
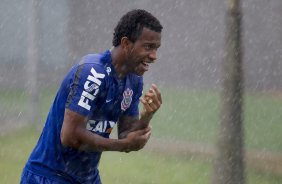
[{"x1": 144, "y1": 44, "x2": 153, "y2": 50}]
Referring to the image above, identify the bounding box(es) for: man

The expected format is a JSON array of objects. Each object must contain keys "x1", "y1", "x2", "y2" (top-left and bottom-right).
[{"x1": 20, "y1": 9, "x2": 163, "y2": 184}]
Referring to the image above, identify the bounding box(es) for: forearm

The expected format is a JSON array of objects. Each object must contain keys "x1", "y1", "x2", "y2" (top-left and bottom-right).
[
  {"x1": 76, "y1": 129, "x2": 127, "y2": 152},
  {"x1": 61, "y1": 109, "x2": 130, "y2": 152},
  {"x1": 138, "y1": 112, "x2": 154, "y2": 129},
  {"x1": 118, "y1": 113, "x2": 153, "y2": 139},
  {"x1": 63, "y1": 126, "x2": 149, "y2": 153},
  {"x1": 130, "y1": 115, "x2": 153, "y2": 131},
  {"x1": 118, "y1": 84, "x2": 162, "y2": 139}
]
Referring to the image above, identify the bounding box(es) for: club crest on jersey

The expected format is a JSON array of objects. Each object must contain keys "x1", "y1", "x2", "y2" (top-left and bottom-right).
[{"x1": 121, "y1": 88, "x2": 133, "y2": 111}]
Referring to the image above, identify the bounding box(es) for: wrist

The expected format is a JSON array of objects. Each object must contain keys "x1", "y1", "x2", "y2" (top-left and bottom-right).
[
  {"x1": 117, "y1": 138, "x2": 130, "y2": 152},
  {"x1": 140, "y1": 111, "x2": 154, "y2": 123}
]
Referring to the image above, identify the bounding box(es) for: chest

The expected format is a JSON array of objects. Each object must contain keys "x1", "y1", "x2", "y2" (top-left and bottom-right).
[
  {"x1": 86, "y1": 78, "x2": 135, "y2": 137},
  {"x1": 91, "y1": 77, "x2": 134, "y2": 121}
]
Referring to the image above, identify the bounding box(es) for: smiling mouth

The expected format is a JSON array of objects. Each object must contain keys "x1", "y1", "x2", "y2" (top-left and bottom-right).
[
  {"x1": 142, "y1": 61, "x2": 149, "y2": 66},
  {"x1": 141, "y1": 61, "x2": 150, "y2": 71}
]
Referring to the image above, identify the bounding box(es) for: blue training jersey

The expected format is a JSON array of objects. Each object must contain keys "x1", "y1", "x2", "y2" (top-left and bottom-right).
[{"x1": 24, "y1": 50, "x2": 143, "y2": 183}]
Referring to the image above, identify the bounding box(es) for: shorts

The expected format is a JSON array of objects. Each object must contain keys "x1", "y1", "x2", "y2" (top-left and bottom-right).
[
  {"x1": 20, "y1": 169, "x2": 69, "y2": 184},
  {"x1": 20, "y1": 168, "x2": 102, "y2": 184}
]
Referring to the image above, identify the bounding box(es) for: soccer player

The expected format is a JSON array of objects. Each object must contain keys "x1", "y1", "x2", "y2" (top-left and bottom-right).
[{"x1": 20, "y1": 9, "x2": 163, "y2": 183}]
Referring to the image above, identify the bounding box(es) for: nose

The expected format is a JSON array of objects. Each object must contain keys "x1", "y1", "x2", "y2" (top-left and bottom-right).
[{"x1": 149, "y1": 50, "x2": 157, "y2": 61}]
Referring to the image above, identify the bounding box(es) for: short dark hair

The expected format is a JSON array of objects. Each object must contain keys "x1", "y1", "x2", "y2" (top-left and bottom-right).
[{"x1": 112, "y1": 9, "x2": 163, "y2": 47}]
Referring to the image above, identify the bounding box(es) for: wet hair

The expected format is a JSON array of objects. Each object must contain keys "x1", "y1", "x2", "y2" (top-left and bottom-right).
[{"x1": 112, "y1": 9, "x2": 163, "y2": 47}]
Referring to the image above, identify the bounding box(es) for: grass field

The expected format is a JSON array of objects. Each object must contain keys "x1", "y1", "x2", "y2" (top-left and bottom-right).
[
  {"x1": 0, "y1": 127, "x2": 282, "y2": 184},
  {"x1": 0, "y1": 87, "x2": 282, "y2": 183},
  {"x1": 152, "y1": 88, "x2": 282, "y2": 152}
]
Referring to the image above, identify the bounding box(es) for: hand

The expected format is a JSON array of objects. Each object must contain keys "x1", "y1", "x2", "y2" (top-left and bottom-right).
[
  {"x1": 123, "y1": 127, "x2": 151, "y2": 152},
  {"x1": 140, "y1": 84, "x2": 162, "y2": 121}
]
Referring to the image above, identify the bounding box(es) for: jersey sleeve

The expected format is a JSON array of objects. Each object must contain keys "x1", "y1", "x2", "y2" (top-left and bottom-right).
[
  {"x1": 123, "y1": 77, "x2": 143, "y2": 117},
  {"x1": 66, "y1": 63, "x2": 106, "y2": 117}
]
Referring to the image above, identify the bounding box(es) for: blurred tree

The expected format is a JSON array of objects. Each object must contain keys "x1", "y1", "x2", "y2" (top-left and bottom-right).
[
  {"x1": 211, "y1": 0, "x2": 245, "y2": 184},
  {"x1": 27, "y1": 0, "x2": 40, "y2": 124}
]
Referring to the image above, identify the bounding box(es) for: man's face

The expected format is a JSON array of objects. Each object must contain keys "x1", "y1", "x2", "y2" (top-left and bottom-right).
[{"x1": 126, "y1": 27, "x2": 161, "y2": 76}]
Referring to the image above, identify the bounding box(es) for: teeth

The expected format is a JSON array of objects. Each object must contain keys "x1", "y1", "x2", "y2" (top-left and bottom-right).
[{"x1": 143, "y1": 62, "x2": 149, "y2": 66}]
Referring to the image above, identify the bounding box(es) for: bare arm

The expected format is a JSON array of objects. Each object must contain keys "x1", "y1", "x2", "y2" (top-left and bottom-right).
[
  {"x1": 118, "y1": 84, "x2": 162, "y2": 139},
  {"x1": 60, "y1": 109, "x2": 151, "y2": 152}
]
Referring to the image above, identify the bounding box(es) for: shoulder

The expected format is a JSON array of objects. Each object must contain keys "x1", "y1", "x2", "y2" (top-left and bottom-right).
[
  {"x1": 80, "y1": 54, "x2": 104, "y2": 65},
  {"x1": 79, "y1": 54, "x2": 106, "y2": 70},
  {"x1": 75, "y1": 51, "x2": 112, "y2": 79}
]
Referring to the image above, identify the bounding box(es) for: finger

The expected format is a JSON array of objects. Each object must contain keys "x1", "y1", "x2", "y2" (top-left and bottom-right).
[
  {"x1": 140, "y1": 131, "x2": 151, "y2": 143},
  {"x1": 144, "y1": 91, "x2": 157, "y2": 101},
  {"x1": 144, "y1": 87, "x2": 155, "y2": 97},
  {"x1": 144, "y1": 131, "x2": 151, "y2": 139},
  {"x1": 144, "y1": 92, "x2": 155, "y2": 99},
  {"x1": 135, "y1": 127, "x2": 151, "y2": 136},
  {"x1": 148, "y1": 100, "x2": 159, "y2": 110},
  {"x1": 151, "y1": 84, "x2": 162, "y2": 104},
  {"x1": 135, "y1": 129, "x2": 147, "y2": 136},
  {"x1": 140, "y1": 96, "x2": 150, "y2": 106},
  {"x1": 142, "y1": 132, "x2": 151, "y2": 147},
  {"x1": 143, "y1": 127, "x2": 151, "y2": 133},
  {"x1": 151, "y1": 84, "x2": 162, "y2": 105},
  {"x1": 144, "y1": 87, "x2": 161, "y2": 105},
  {"x1": 144, "y1": 92, "x2": 154, "y2": 102},
  {"x1": 140, "y1": 97, "x2": 154, "y2": 112},
  {"x1": 144, "y1": 93, "x2": 160, "y2": 109}
]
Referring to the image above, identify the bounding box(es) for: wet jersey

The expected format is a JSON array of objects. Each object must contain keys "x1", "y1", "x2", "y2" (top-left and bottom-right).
[{"x1": 24, "y1": 50, "x2": 143, "y2": 183}]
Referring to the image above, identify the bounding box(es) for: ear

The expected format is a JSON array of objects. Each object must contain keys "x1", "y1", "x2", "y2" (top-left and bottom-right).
[{"x1": 120, "y1": 37, "x2": 133, "y2": 52}]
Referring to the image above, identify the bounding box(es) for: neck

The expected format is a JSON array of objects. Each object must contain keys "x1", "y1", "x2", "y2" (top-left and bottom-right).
[{"x1": 110, "y1": 46, "x2": 129, "y2": 79}]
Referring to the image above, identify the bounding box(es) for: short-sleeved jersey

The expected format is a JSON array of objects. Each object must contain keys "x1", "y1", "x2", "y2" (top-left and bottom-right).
[{"x1": 24, "y1": 50, "x2": 143, "y2": 183}]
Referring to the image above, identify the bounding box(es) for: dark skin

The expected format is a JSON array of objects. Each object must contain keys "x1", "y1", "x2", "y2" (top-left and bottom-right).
[{"x1": 60, "y1": 27, "x2": 162, "y2": 153}]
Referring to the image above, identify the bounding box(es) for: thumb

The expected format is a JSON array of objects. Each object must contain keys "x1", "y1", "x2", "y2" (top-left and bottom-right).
[
  {"x1": 135, "y1": 127, "x2": 150, "y2": 136},
  {"x1": 144, "y1": 131, "x2": 151, "y2": 139}
]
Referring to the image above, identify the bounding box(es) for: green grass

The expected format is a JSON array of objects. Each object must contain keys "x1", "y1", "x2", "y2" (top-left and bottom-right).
[
  {"x1": 244, "y1": 93, "x2": 282, "y2": 152},
  {"x1": 151, "y1": 89, "x2": 219, "y2": 144},
  {"x1": 1, "y1": 128, "x2": 282, "y2": 184},
  {"x1": 100, "y1": 152, "x2": 211, "y2": 184},
  {"x1": 1, "y1": 88, "x2": 282, "y2": 183},
  {"x1": 101, "y1": 152, "x2": 282, "y2": 184},
  {"x1": 1, "y1": 87, "x2": 282, "y2": 152},
  {"x1": 0, "y1": 127, "x2": 39, "y2": 184},
  {"x1": 0, "y1": 90, "x2": 29, "y2": 122},
  {"x1": 150, "y1": 88, "x2": 282, "y2": 152},
  {"x1": 0, "y1": 88, "x2": 282, "y2": 153}
]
